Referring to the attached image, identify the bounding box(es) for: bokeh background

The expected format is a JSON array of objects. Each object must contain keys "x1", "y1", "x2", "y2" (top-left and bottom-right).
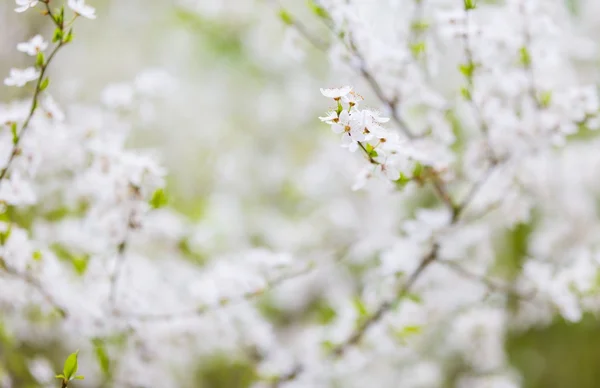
[{"x1": 2, "y1": 0, "x2": 600, "y2": 387}]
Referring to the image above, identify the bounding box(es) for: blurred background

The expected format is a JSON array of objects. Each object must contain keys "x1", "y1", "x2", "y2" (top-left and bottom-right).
[{"x1": 2, "y1": 0, "x2": 600, "y2": 387}]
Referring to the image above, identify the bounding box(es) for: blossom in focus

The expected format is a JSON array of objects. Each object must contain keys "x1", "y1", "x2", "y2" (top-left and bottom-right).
[
  {"x1": 320, "y1": 86, "x2": 352, "y2": 100},
  {"x1": 14, "y1": 0, "x2": 38, "y2": 13},
  {"x1": 68, "y1": 0, "x2": 96, "y2": 19},
  {"x1": 16, "y1": 35, "x2": 48, "y2": 56},
  {"x1": 3, "y1": 67, "x2": 39, "y2": 87}
]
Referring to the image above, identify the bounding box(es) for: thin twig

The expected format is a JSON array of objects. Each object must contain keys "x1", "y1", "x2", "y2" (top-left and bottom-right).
[
  {"x1": 119, "y1": 264, "x2": 314, "y2": 323},
  {"x1": 332, "y1": 244, "x2": 438, "y2": 357},
  {"x1": 0, "y1": 3, "x2": 69, "y2": 182},
  {"x1": 0, "y1": 257, "x2": 68, "y2": 318}
]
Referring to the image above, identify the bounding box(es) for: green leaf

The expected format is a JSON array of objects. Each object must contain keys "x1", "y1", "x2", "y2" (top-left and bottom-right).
[
  {"x1": 74, "y1": 375, "x2": 85, "y2": 380},
  {"x1": 64, "y1": 29, "x2": 74, "y2": 44},
  {"x1": 405, "y1": 293, "x2": 423, "y2": 304},
  {"x1": 412, "y1": 162, "x2": 424, "y2": 178},
  {"x1": 365, "y1": 143, "x2": 378, "y2": 158},
  {"x1": 410, "y1": 42, "x2": 426, "y2": 58},
  {"x1": 394, "y1": 173, "x2": 411, "y2": 189},
  {"x1": 39, "y1": 77, "x2": 50, "y2": 92},
  {"x1": 35, "y1": 52, "x2": 45, "y2": 68},
  {"x1": 464, "y1": 0, "x2": 477, "y2": 10},
  {"x1": 352, "y1": 296, "x2": 369, "y2": 318},
  {"x1": 62, "y1": 350, "x2": 79, "y2": 381},
  {"x1": 10, "y1": 123, "x2": 18, "y2": 145},
  {"x1": 410, "y1": 20, "x2": 430, "y2": 32},
  {"x1": 458, "y1": 62, "x2": 476, "y2": 79},
  {"x1": 393, "y1": 325, "x2": 423, "y2": 344},
  {"x1": 307, "y1": 0, "x2": 329, "y2": 19},
  {"x1": 278, "y1": 9, "x2": 294, "y2": 25},
  {"x1": 52, "y1": 28, "x2": 64, "y2": 43},
  {"x1": 54, "y1": 6, "x2": 64, "y2": 26},
  {"x1": 519, "y1": 46, "x2": 531, "y2": 66},
  {"x1": 539, "y1": 90, "x2": 552, "y2": 108},
  {"x1": 0, "y1": 224, "x2": 12, "y2": 246},
  {"x1": 32, "y1": 250, "x2": 43, "y2": 261},
  {"x1": 149, "y1": 188, "x2": 168, "y2": 209},
  {"x1": 460, "y1": 87, "x2": 472, "y2": 101},
  {"x1": 92, "y1": 338, "x2": 111, "y2": 376},
  {"x1": 71, "y1": 256, "x2": 88, "y2": 276}
]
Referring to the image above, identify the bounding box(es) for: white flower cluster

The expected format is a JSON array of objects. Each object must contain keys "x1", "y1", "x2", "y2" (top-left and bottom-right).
[{"x1": 2, "y1": 0, "x2": 600, "y2": 387}]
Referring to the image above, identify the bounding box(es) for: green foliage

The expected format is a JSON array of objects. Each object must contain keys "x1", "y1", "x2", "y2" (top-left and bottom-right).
[
  {"x1": 410, "y1": 20, "x2": 430, "y2": 32},
  {"x1": 393, "y1": 325, "x2": 422, "y2": 344},
  {"x1": 92, "y1": 339, "x2": 111, "y2": 378},
  {"x1": 278, "y1": 9, "x2": 294, "y2": 26},
  {"x1": 352, "y1": 296, "x2": 369, "y2": 326},
  {"x1": 306, "y1": 0, "x2": 330, "y2": 19},
  {"x1": 36, "y1": 52, "x2": 46, "y2": 68},
  {"x1": 149, "y1": 188, "x2": 168, "y2": 209},
  {"x1": 10, "y1": 122, "x2": 18, "y2": 145},
  {"x1": 410, "y1": 42, "x2": 426, "y2": 58},
  {"x1": 39, "y1": 77, "x2": 50, "y2": 92},
  {"x1": 51, "y1": 244, "x2": 90, "y2": 276},
  {"x1": 464, "y1": 0, "x2": 477, "y2": 10},
  {"x1": 55, "y1": 350, "x2": 84, "y2": 386},
  {"x1": 192, "y1": 354, "x2": 257, "y2": 388},
  {"x1": 539, "y1": 91, "x2": 552, "y2": 108},
  {"x1": 519, "y1": 47, "x2": 532, "y2": 67},
  {"x1": 507, "y1": 314, "x2": 600, "y2": 388},
  {"x1": 52, "y1": 28, "x2": 64, "y2": 43},
  {"x1": 494, "y1": 221, "x2": 533, "y2": 280},
  {"x1": 458, "y1": 63, "x2": 476, "y2": 79}
]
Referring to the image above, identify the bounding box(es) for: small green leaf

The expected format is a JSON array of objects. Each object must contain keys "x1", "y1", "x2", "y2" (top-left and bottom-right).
[
  {"x1": 74, "y1": 375, "x2": 85, "y2": 380},
  {"x1": 39, "y1": 77, "x2": 50, "y2": 92},
  {"x1": 62, "y1": 350, "x2": 79, "y2": 381},
  {"x1": 365, "y1": 144, "x2": 378, "y2": 158},
  {"x1": 278, "y1": 9, "x2": 294, "y2": 25},
  {"x1": 54, "y1": 6, "x2": 64, "y2": 26},
  {"x1": 149, "y1": 188, "x2": 168, "y2": 209},
  {"x1": 393, "y1": 324, "x2": 423, "y2": 344},
  {"x1": 32, "y1": 250, "x2": 43, "y2": 261},
  {"x1": 10, "y1": 123, "x2": 18, "y2": 145},
  {"x1": 71, "y1": 256, "x2": 88, "y2": 276},
  {"x1": 352, "y1": 296, "x2": 369, "y2": 318},
  {"x1": 52, "y1": 28, "x2": 64, "y2": 43},
  {"x1": 307, "y1": 0, "x2": 329, "y2": 19},
  {"x1": 519, "y1": 46, "x2": 531, "y2": 66},
  {"x1": 405, "y1": 293, "x2": 423, "y2": 304},
  {"x1": 35, "y1": 52, "x2": 45, "y2": 68},
  {"x1": 410, "y1": 42, "x2": 426, "y2": 58},
  {"x1": 539, "y1": 90, "x2": 552, "y2": 108},
  {"x1": 412, "y1": 162, "x2": 424, "y2": 178},
  {"x1": 64, "y1": 29, "x2": 74, "y2": 44},
  {"x1": 0, "y1": 225, "x2": 12, "y2": 246},
  {"x1": 410, "y1": 20, "x2": 429, "y2": 32},
  {"x1": 464, "y1": 0, "x2": 477, "y2": 10},
  {"x1": 394, "y1": 173, "x2": 411, "y2": 189},
  {"x1": 321, "y1": 340, "x2": 335, "y2": 353},
  {"x1": 460, "y1": 87, "x2": 472, "y2": 101},
  {"x1": 92, "y1": 338, "x2": 111, "y2": 376},
  {"x1": 458, "y1": 62, "x2": 476, "y2": 79}
]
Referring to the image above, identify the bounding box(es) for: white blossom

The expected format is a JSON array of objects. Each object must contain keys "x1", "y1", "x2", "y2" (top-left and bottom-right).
[
  {"x1": 16, "y1": 35, "x2": 48, "y2": 56},
  {"x1": 3, "y1": 67, "x2": 39, "y2": 87},
  {"x1": 68, "y1": 0, "x2": 96, "y2": 19},
  {"x1": 14, "y1": 0, "x2": 38, "y2": 13}
]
